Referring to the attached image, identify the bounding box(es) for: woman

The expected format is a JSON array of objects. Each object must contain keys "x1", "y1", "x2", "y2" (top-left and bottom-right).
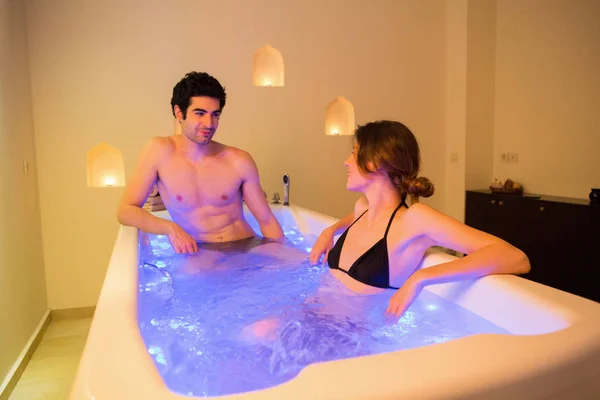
[{"x1": 309, "y1": 120, "x2": 530, "y2": 317}]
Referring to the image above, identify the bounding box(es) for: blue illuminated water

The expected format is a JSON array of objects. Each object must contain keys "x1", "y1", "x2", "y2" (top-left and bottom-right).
[{"x1": 137, "y1": 219, "x2": 510, "y2": 397}]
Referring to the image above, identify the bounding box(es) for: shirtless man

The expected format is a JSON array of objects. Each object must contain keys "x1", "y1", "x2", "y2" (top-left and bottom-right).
[{"x1": 117, "y1": 71, "x2": 284, "y2": 253}]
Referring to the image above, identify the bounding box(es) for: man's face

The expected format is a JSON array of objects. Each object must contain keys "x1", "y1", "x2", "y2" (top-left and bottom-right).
[{"x1": 176, "y1": 96, "x2": 221, "y2": 145}]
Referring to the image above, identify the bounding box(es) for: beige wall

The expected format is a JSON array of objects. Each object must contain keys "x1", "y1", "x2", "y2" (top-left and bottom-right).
[
  {"x1": 25, "y1": 0, "x2": 448, "y2": 309},
  {"x1": 444, "y1": 0, "x2": 468, "y2": 222},
  {"x1": 19, "y1": 0, "x2": 600, "y2": 312},
  {"x1": 465, "y1": 0, "x2": 496, "y2": 191},
  {"x1": 0, "y1": 0, "x2": 47, "y2": 384},
  {"x1": 447, "y1": 0, "x2": 497, "y2": 220},
  {"x1": 494, "y1": 0, "x2": 600, "y2": 198}
]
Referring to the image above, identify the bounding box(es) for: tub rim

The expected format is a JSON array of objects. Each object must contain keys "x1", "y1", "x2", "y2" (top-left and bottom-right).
[{"x1": 69, "y1": 204, "x2": 600, "y2": 400}]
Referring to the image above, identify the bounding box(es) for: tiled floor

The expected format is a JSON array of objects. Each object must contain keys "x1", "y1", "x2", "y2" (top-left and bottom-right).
[{"x1": 8, "y1": 317, "x2": 92, "y2": 400}]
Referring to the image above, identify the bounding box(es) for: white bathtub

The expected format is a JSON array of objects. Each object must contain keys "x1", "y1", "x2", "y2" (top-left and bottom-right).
[{"x1": 69, "y1": 204, "x2": 600, "y2": 400}]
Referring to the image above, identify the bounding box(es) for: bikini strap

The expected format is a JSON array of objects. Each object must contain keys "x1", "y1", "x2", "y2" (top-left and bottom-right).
[
  {"x1": 400, "y1": 192, "x2": 409, "y2": 208},
  {"x1": 383, "y1": 203, "x2": 404, "y2": 238},
  {"x1": 349, "y1": 209, "x2": 368, "y2": 229}
]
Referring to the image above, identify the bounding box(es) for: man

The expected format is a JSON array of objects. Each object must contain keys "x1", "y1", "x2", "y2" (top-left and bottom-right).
[{"x1": 117, "y1": 71, "x2": 284, "y2": 253}]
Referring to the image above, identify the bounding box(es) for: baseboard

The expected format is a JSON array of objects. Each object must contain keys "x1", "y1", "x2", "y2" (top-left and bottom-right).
[
  {"x1": 50, "y1": 306, "x2": 96, "y2": 321},
  {"x1": 0, "y1": 309, "x2": 52, "y2": 400}
]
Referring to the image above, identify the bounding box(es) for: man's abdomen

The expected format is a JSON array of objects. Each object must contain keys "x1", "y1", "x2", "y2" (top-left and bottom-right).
[{"x1": 172, "y1": 206, "x2": 256, "y2": 243}]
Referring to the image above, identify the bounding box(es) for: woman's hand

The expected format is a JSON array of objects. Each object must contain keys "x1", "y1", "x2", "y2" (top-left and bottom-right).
[
  {"x1": 385, "y1": 273, "x2": 424, "y2": 317},
  {"x1": 309, "y1": 228, "x2": 335, "y2": 265}
]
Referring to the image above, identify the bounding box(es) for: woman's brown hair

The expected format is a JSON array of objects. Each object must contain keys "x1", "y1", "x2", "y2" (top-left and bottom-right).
[{"x1": 354, "y1": 120, "x2": 434, "y2": 203}]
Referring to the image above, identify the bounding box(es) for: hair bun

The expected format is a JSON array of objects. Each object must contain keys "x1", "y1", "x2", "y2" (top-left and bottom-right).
[{"x1": 406, "y1": 176, "x2": 434, "y2": 198}]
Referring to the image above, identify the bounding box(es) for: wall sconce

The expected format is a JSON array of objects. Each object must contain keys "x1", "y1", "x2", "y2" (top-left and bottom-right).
[
  {"x1": 325, "y1": 96, "x2": 355, "y2": 136},
  {"x1": 103, "y1": 176, "x2": 116, "y2": 187},
  {"x1": 253, "y1": 44, "x2": 284, "y2": 87},
  {"x1": 86, "y1": 142, "x2": 126, "y2": 188}
]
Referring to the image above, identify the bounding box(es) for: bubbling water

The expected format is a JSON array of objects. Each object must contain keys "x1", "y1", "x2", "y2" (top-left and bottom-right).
[{"x1": 138, "y1": 225, "x2": 509, "y2": 397}]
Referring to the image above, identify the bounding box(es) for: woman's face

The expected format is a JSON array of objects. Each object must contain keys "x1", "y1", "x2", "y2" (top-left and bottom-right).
[{"x1": 344, "y1": 143, "x2": 373, "y2": 192}]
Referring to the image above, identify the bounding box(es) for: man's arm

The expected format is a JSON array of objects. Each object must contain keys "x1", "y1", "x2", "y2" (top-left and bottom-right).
[
  {"x1": 237, "y1": 152, "x2": 285, "y2": 241},
  {"x1": 116, "y1": 138, "x2": 173, "y2": 233},
  {"x1": 115, "y1": 138, "x2": 197, "y2": 253}
]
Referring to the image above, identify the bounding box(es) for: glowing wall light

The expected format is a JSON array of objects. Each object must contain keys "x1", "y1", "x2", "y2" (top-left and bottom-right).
[
  {"x1": 103, "y1": 175, "x2": 116, "y2": 187},
  {"x1": 253, "y1": 44, "x2": 284, "y2": 87},
  {"x1": 325, "y1": 96, "x2": 355, "y2": 136},
  {"x1": 86, "y1": 142, "x2": 126, "y2": 188}
]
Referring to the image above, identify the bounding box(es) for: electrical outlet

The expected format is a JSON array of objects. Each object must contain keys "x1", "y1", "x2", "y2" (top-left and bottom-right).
[{"x1": 509, "y1": 153, "x2": 519, "y2": 163}]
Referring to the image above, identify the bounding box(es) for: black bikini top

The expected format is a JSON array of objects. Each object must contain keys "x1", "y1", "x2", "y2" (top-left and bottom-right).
[{"x1": 327, "y1": 198, "x2": 408, "y2": 290}]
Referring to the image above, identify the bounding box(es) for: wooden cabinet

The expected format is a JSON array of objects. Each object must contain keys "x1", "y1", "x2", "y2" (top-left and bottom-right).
[{"x1": 465, "y1": 190, "x2": 599, "y2": 303}]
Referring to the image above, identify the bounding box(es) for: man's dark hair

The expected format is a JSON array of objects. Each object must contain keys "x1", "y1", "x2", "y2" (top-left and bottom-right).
[{"x1": 171, "y1": 71, "x2": 227, "y2": 118}]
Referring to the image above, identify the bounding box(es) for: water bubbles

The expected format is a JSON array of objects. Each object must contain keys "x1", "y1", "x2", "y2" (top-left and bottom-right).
[
  {"x1": 156, "y1": 353, "x2": 167, "y2": 365},
  {"x1": 137, "y1": 225, "x2": 511, "y2": 397}
]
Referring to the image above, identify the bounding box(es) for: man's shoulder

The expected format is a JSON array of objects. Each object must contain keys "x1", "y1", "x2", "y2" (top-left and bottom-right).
[
  {"x1": 215, "y1": 144, "x2": 258, "y2": 179},
  {"x1": 218, "y1": 143, "x2": 254, "y2": 163},
  {"x1": 147, "y1": 135, "x2": 176, "y2": 148},
  {"x1": 144, "y1": 136, "x2": 177, "y2": 157}
]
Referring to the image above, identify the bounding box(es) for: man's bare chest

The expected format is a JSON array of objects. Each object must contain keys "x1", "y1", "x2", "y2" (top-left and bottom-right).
[{"x1": 156, "y1": 156, "x2": 243, "y2": 209}]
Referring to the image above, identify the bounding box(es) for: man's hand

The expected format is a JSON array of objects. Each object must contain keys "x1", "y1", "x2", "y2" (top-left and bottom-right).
[
  {"x1": 167, "y1": 222, "x2": 198, "y2": 254},
  {"x1": 309, "y1": 228, "x2": 335, "y2": 265}
]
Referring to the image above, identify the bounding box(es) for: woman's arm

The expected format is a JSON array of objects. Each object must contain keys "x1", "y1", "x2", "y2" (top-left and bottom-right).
[{"x1": 386, "y1": 203, "x2": 530, "y2": 316}]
